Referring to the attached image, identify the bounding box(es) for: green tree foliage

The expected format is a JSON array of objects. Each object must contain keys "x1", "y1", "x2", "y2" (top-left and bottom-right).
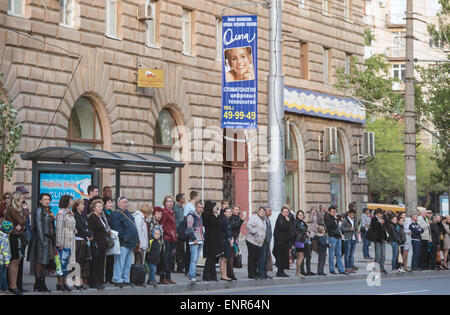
[{"x1": 0, "y1": 73, "x2": 23, "y2": 183}]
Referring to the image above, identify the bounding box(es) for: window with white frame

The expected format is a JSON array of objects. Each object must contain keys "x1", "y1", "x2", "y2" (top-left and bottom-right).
[
  {"x1": 182, "y1": 9, "x2": 192, "y2": 55},
  {"x1": 216, "y1": 18, "x2": 222, "y2": 60},
  {"x1": 322, "y1": 0, "x2": 329, "y2": 15},
  {"x1": 106, "y1": 0, "x2": 118, "y2": 38},
  {"x1": 60, "y1": 0, "x2": 78, "y2": 27},
  {"x1": 146, "y1": 0, "x2": 156, "y2": 46},
  {"x1": 390, "y1": 0, "x2": 406, "y2": 24},
  {"x1": 344, "y1": 0, "x2": 351, "y2": 21},
  {"x1": 345, "y1": 53, "x2": 352, "y2": 75},
  {"x1": 298, "y1": 0, "x2": 305, "y2": 8},
  {"x1": 392, "y1": 64, "x2": 405, "y2": 81},
  {"x1": 8, "y1": 0, "x2": 25, "y2": 17},
  {"x1": 392, "y1": 31, "x2": 405, "y2": 57},
  {"x1": 323, "y1": 47, "x2": 330, "y2": 84}
]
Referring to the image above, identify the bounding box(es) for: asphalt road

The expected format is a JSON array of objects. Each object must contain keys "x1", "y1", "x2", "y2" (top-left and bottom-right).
[{"x1": 188, "y1": 274, "x2": 450, "y2": 295}]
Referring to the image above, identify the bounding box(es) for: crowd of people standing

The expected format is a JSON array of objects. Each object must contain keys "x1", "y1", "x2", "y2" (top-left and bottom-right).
[{"x1": 0, "y1": 185, "x2": 449, "y2": 295}]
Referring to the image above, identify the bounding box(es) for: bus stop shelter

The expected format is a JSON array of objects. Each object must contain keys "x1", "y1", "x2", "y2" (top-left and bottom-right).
[{"x1": 21, "y1": 147, "x2": 184, "y2": 211}]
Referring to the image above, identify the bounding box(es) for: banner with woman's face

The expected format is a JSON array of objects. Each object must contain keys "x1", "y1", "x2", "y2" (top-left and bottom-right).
[{"x1": 221, "y1": 16, "x2": 258, "y2": 129}]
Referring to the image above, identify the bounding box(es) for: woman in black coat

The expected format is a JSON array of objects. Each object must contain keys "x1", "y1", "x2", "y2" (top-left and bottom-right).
[
  {"x1": 227, "y1": 205, "x2": 246, "y2": 279},
  {"x1": 219, "y1": 208, "x2": 233, "y2": 281},
  {"x1": 202, "y1": 201, "x2": 222, "y2": 282},
  {"x1": 88, "y1": 199, "x2": 109, "y2": 289},
  {"x1": 73, "y1": 199, "x2": 93, "y2": 290},
  {"x1": 273, "y1": 207, "x2": 292, "y2": 277}
]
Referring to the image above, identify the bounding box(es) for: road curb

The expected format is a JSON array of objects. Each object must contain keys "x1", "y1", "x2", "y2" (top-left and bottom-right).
[{"x1": 25, "y1": 270, "x2": 450, "y2": 295}]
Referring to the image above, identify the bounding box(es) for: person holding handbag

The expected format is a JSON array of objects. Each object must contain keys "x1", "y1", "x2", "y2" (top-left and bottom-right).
[
  {"x1": 227, "y1": 205, "x2": 245, "y2": 280},
  {"x1": 111, "y1": 196, "x2": 139, "y2": 288},
  {"x1": 55, "y1": 195, "x2": 76, "y2": 292},
  {"x1": 73, "y1": 199, "x2": 93, "y2": 290},
  {"x1": 4, "y1": 192, "x2": 27, "y2": 295},
  {"x1": 88, "y1": 199, "x2": 109, "y2": 289}
]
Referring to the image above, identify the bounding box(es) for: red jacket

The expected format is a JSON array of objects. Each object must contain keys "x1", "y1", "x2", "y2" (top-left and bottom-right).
[{"x1": 161, "y1": 207, "x2": 178, "y2": 242}]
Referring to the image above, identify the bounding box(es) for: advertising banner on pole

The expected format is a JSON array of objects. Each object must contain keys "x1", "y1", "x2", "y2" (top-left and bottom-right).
[{"x1": 221, "y1": 15, "x2": 258, "y2": 129}]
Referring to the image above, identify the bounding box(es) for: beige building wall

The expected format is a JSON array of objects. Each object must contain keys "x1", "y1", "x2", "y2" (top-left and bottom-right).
[{"x1": 1, "y1": 0, "x2": 367, "y2": 214}]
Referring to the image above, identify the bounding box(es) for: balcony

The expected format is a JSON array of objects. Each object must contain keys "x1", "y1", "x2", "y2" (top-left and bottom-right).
[
  {"x1": 385, "y1": 13, "x2": 406, "y2": 28},
  {"x1": 385, "y1": 47, "x2": 405, "y2": 59}
]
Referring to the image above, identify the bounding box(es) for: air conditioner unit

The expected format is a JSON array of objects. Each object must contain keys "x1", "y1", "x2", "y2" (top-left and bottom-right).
[
  {"x1": 361, "y1": 131, "x2": 375, "y2": 156},
  {"x1": 137, "y1": 2, "x2": 155, "y2": 21},
  {"x1": 323, "y1": 127, "x2": 338, "y2": 154}
]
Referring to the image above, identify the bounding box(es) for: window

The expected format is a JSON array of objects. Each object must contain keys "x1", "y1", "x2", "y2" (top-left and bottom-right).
[
  {"x1": 146, "y1": 0, "x2": 156, "y2": 46},
  {"x1": 154, "y1": 109, "x2": 180, "y2": 207},
  {"x1": 216, "y1": 18, "x2": 222, "y2": 61},
  {"x1": 344, "y1": 0, "x2": 352, "y2": 21},
  {"x1": 8, "y1": 0, "x2": 24, "y2": 16},
  {"x1": 392, "y1": 31, "x2": 405, "y2": 57},
  {"x1": 285, "y1": 126, "x2": 300, "y2": 211},
  {"x1": 392, "y1": 64, "x2": 405, "y2": 81},
  {"x1": 390, "y1": 0, "x2": 406, "y2": 24},
  {"x1": 182, "y1": 9, "x2": 192, "y2": 55},
  {"x1": 300, "y1": 43, "x2": 309, "y2": 79},
  {"x1": 60, "y1": 0, "x2": 79, "y2": 28},
  {"x1": 345, "y1": 53, "x2": 352, "y2": 75},
  {"x1": 322, "y1": 0, "x2": 329, "y2": 15},
  {"x1": 365, "y1": 0, "x2": 372, "y2": 16},
  {"x1": 330, "y1": 136, "x2": 346, "y2": 213},
  {"x1": 106, "y1": 0, "x2": 118, "y2": 38},
  {"x1": 68, "y1": 97, "x2": 103, "y2": 149},
  {"x1": 299, "y1": 0, "x2": 305, "y2": 8},
  {"x1": 323, "y1": 47, "x2": 331, "y2": 84}
]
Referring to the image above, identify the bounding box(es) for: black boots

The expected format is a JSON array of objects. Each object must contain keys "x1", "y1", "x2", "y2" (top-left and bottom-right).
[{"x1": 34, "y1": 277, "x2": 51, "y2": 293}]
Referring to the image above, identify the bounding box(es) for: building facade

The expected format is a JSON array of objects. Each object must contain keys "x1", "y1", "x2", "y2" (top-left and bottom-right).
[{"x1": 0, "y1": 0, "x2": 368, "y2": 224}]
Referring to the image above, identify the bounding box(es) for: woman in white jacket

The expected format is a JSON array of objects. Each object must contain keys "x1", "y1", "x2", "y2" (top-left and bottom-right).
[{"x1": 133, "y1": 204, "x2": 152, "y2": 265}]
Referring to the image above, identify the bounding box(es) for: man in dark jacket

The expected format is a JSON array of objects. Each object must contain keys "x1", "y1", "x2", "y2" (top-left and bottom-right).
[
  {"x1": 367, "y1": 208, "x2": 388, "y2": 273},
  {"x1": 174, "y1": 193, "x2": 186, "y2": 273},
  {"x1": 324, "y1": 206, "x2": 346, "y2": 275},
  {"x1": 111, "y1": 197, "x2": 139, "y2": 287}
]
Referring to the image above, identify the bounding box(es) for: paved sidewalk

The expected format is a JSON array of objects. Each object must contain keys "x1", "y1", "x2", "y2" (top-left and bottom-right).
[{"x1": 18, "y1": 241, "x2": 442, "y2": 295}]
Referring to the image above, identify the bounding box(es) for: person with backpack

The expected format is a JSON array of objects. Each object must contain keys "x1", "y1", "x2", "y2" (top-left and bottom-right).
[
  {"x1": 185, "y1": 201, "x2": 205, "y2": 283},
  {"x1": 146, "y1": 227, "x2": 163, "y2": 287}
]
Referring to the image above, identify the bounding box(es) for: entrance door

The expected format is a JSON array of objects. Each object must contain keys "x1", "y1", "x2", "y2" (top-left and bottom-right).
[{"x1": 223, "y1": 130, "x2": 249, "y2": 236}]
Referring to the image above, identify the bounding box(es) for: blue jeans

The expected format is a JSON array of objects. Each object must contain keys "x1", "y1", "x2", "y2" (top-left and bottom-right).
[
  {"x1": 148, "y1": 263, "x2": 157, "y2": 282},
  {"x1": 0, "y1": 264, "x2": 7, "y2": 291},
  {"x1": 391, "y1": 242, "x2": 399, "y2": 270},
  {"x1": 344, "y1": 240, "x2": 357, "y2": 270},
  {"x1": 113, "y1": 246, "x2": 134, "y2": 283},
  {"x1": 257, "y1": 243, "x2": 270, "y2": 277},
  {"x1": 361, "y1": 231, "x2": 371, "y2": 258},
  {"x1": 374, "y1": 241, "x2": 385, "y2": 270},
  {"x1": 328, "y1": 237, "x2": 345, "y2": 273},
  {"x1": 189, "y1": 243, "x2": 203, "y2": 279},
  {"x1": 411, "y1": 240, "x2": 421, "y2": 268}
]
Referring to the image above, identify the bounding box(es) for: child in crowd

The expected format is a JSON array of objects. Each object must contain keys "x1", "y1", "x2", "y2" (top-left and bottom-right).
[
  {"x1": 313, "y1": 226, "x2": 329, "y2": 276},
  {"x1": 146, "y1": 228, "x2": 163, "y2": 287},
  {"x1": 0, "y1": 221, "x2": 13, "y2": 294}
]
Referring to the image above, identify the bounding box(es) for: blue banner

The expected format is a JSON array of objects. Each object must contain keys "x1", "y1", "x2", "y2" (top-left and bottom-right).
[
  {"x1": 39, "y1": 173, "x2": 92, "y2": 215},
  {"x1": 221, "y1": 15, "x2": 258, "y2": 129}
]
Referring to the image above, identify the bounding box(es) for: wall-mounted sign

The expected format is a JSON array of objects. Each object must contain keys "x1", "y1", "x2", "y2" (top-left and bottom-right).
[
  {"x1": 39, "y1": 172, "x2": 93, "y2": 215},
  {"x1": 138, "y1": 69, "x2": 164, "y2": 88},
  {"x1": 221, "y1": 15, "x2": 258, "y2": 129}
]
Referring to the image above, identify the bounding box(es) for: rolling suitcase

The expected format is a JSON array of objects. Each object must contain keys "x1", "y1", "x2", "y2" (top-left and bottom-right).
[{"x1": 131, "y1": 264, "x2": 146, "y2": 285}]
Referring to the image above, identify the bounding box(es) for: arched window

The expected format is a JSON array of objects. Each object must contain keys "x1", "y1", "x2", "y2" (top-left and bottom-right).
[
  {"x1": 285, "y1": 126, "x2": 299, "y2": 210},
  {"x1": 153, "y1": 109, "x2": 179, "y2": 207},
  {"x1": 68, "y1": 97, "x2": 103, "y2": 149},
  {"x1": 330, "y1": 135, "x2": 346, "y2": 213}
]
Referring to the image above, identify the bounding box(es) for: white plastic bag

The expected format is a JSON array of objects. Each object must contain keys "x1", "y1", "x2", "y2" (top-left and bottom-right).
[{"x1": 106, "y1": 230, "x2": 120, "y2": 256}]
